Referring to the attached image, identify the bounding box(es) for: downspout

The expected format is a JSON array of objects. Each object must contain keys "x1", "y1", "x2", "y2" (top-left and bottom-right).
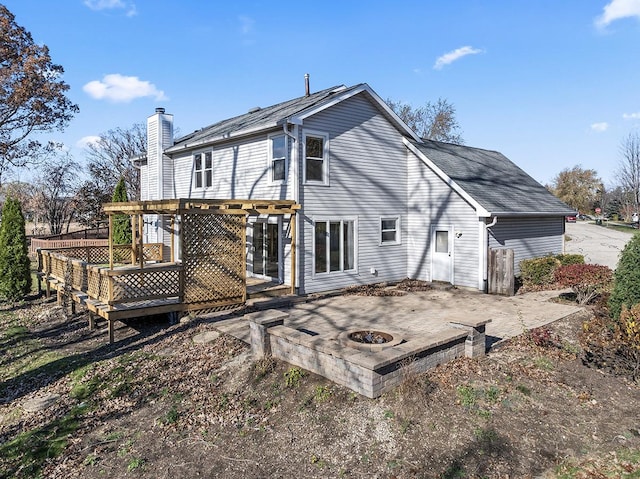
[
  {"x1": 283, "y1": 121, "x2": 299, "y2": 293},
  {"x1": 482, "y1": 216, "x2": 498, "y2": 291}
]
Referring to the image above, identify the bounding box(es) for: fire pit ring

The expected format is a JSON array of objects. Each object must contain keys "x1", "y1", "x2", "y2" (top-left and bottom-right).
[{"x1": 338, "y1": 329, "x2": 404, "y2": 352}]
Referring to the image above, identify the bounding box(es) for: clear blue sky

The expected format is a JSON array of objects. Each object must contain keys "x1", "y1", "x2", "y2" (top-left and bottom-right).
[{"x1": 4, "y1": 0, "x2": 640, "y2": 187}]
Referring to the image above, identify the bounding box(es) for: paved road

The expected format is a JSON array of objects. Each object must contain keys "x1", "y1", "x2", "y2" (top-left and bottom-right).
[{"x1": 565, "y1": 221, "x2": 635, "y2": 269}]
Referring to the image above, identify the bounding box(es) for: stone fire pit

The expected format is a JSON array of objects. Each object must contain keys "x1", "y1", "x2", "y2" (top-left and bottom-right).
[{"x1": 338, "y1": 329, "x2": 404, "y2": 352}]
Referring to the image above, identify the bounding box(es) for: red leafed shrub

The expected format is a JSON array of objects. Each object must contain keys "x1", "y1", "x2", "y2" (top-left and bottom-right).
[{"x1": 554, "y1": 264, "x2": 613, "y2": 304}]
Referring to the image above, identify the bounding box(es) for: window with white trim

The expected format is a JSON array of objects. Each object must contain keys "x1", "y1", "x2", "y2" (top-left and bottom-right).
[
  {"x1": 194, "y1": 151, "x2": 212, "y2": 189},
  {"x1": 269, "y1": 134, "x2": 287, "y2": 183},
  {"x1": 380, "y1": 217, "x2": 400, "y2": 245},
  {"x1": 304, "y1": 132, "x2": 329, "y2": 185},
  {"x1": 314, "y1": 218, "x2": 356, "y2": 274}
]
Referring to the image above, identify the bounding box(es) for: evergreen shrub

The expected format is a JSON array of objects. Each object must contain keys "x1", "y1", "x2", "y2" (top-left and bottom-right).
[{"x1": 0, "y1": 198, "x2": 32, "y2": 301}]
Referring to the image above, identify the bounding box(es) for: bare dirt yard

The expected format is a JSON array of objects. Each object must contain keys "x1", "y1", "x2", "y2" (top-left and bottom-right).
[{"x1": 1, "y1": 294, "x2": 639, "y2": 479}]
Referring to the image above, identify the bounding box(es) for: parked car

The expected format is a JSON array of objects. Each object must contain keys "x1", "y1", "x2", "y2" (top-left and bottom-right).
[{"x1": 565, "y1": 215, "x2": 577, "y2": 223}]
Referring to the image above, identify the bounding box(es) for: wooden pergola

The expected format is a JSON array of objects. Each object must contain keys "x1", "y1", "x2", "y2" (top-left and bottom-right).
[
  {"x1": 38, "y1": 198, "x2": 299, "y2": 343},
  {"x1": 103, "y1": 198, "x2": 300, "y2": 290}
]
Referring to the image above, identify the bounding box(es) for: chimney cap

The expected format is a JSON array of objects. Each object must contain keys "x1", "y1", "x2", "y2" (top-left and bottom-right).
[{"x1": 155, "y1": 107, "x2": 165, "y2": 114}]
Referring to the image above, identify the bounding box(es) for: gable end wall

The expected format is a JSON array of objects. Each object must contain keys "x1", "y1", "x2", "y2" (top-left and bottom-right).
[
  {"x1": 299, "y1": 93, "x2": 409, "y2": 294},
  {"x1": 407, "y1": 152, "x2": 480, "y2": 289}
]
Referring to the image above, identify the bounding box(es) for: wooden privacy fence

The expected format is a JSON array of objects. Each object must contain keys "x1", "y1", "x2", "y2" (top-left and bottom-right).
[
  {"x1": 30, "y1": 238, "x2": 108, "y2": 255},
  {"x1": 488, "y1": 248, "x2": 515, "y2": 296}
]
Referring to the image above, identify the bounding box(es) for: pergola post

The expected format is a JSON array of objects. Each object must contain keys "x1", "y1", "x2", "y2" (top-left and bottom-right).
[
  {"x1": 108, "y1": 214, "x2": 114, "y2": 270},
  {"x1": 138, "y1": 214, "x2": 144, "y2": 268},
  {"x1": 130, "y1": 215, "x2": 137, "y2": 264},
  {"x1": 290, "y1": 212, "x2": 296, "y2": 295},
  {"x1": 170, "y1": 215, "x2": 175, "y2": 263}
]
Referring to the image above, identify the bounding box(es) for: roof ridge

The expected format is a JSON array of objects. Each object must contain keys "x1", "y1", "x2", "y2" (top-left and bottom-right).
[
  {"x1": 419, "y1": 138, "x2": 503, "y2": 156},
  {"x1": 174, "y1": 85, "x2": 345, "y2": 144}
]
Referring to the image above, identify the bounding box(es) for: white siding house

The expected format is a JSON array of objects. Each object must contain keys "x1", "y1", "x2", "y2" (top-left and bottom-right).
[{"x1": 135, "y1": 82, "x2": 574, "y2": 295}]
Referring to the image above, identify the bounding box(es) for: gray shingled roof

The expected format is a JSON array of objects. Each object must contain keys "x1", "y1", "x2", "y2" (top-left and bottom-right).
[
  {"x1": 167, "y1": 84, "x2": 359, "y2": 151},
  {"x1": 412, "y1": 140, "x2": 575, "y2": 216}
]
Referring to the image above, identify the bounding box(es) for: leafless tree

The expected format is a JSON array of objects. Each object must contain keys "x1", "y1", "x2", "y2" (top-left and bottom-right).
[
  {"x1": 387, "y1": 97, "x2": 464, "y2": 144},
  {"x1": 84, "y1": 123, "x2": 146, "y2": 201},
  {"x1": 617, "y1": 132, "x2": 640, "y2": 215},
  {"x1": 34, "y1": 152, "x2": 80, "y2": 235},
  {"x1": 0, "y1": 5, "x2": 78, "y2": 186}
]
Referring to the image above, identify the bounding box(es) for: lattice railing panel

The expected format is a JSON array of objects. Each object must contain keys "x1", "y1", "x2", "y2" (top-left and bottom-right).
[
  {"x1": 140, "y1": 243, "x2": 163, "y2": 262},
  {"x1": 110, "y1": 267, "x2": 181, "y2": 303},
  {"x1": 87, "y1": 267, "x2": 110, "y2": 302},
  {"x1": 50, "y1": 254, "x2": 68, "y2": 281},
  {"x1": 71, "y1": 260, "x2": 89, "y2": 291},
  {"x1": 182, "y1": 214, "x2": 245, "y2": 304}
]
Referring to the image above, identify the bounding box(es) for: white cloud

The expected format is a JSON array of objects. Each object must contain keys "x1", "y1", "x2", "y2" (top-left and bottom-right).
[
  {"x1": 83, "y1": 74, "x2": 167, "y2": 103},
  {"x1": 434, "y1": 46, "x2": 484, "y2": 70},
  {"x1": 84, "y1": 0, "x2": 137, "y2": 17},
  {"x1": 623, "y1": 112, "x2": 640, "y2": 119},
  {"x1": 76, "y1": 136, "x2": 101, "y2": 149},
  {"x1": 591, "y1": 122, "x2": 609, "y2": 132},
  {"x1": 595, "y1": 0, "x2": 640, "y2": 28},
  {"x1": 238, "y1": 15, "x2": 255, "y2": 35}
]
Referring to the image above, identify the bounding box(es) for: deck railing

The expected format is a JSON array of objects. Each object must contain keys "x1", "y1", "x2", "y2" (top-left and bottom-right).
[
  {"x1": 38, "y1": 244, "x2": 175, "y2": 308},
  {"x1": 38, "y1": 243, "x2": 163, "y2": 265}
]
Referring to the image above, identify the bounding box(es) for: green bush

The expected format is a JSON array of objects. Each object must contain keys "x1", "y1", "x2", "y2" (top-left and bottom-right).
[
  {"x1": 519, "y1": 256, "x2": 561, "y2": 287},
  {"x1": 0, "y1": 198, "x2": 32, "y2": 301},
  {"x1": 555, "y1": 254, "x2": 585, "y2": 266},
  {"x1": 609, "y1": 233, "x2": 640, "y2": 319},
  {"x1": 111, "y1": 178, "x2": 131, "y2": 245}
]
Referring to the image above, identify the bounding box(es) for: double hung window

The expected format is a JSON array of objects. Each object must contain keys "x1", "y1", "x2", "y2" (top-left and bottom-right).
[
  {"x1": 304, "y1": 132, "x2": 329, "y2": 185},
  {"x1": 194, "y1": 152, "x2": 212, "y2": 189},
  {"x1": 380, "y1": 217, "x2": 400, "y2": 245},
  {"x1": 269, "y1": 135, "x2": 286, "y2": 183}
]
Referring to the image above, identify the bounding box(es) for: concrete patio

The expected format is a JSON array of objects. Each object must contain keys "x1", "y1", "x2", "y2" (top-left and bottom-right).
[{"x1": 214, "y1": 286, "x2": 583, "y2": 348}]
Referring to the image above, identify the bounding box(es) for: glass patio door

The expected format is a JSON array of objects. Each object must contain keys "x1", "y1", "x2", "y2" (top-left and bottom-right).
[{"x1": 252, "y1": 221, "x2": 280, "y2": 280}]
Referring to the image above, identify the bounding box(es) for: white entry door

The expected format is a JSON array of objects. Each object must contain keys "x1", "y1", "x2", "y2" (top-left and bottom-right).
[{"x1": 432, "y1": 226, "x2": 453, "y2": 283}]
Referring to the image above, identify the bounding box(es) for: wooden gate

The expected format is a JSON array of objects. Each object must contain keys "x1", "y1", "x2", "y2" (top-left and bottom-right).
[{"x1": 488, "y1": 248, "x2": 514, "y2": 296}]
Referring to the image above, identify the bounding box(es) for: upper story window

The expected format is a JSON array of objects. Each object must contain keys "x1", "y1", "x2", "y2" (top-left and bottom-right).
[
  {"x1": 194, "y1": 151, "x2": 212, "y2": 189},
  {"x1": 380, "y1": 217, "x2": 401, "y2": 245},
  {"x1": 303, "y1": 132, "x2": 329, "y2": 185},
  {"x1": 269, "y1": 134, "x2": 287, "y2": 183}
]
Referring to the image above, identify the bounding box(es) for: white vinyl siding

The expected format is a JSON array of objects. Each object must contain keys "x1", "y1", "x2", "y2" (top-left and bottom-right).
[
  {"x1": 300, "y1": 93, "x2": 408, "y2": 294},
  {"x1": 488, "y1": 216, "x2": 565, "y2": 275},
  {"x1": 407, "y1": 151, "x2": 480, "y2": 289},
  {"x1": 170, "y1": 133, "x2": 293, "y2": 200}
]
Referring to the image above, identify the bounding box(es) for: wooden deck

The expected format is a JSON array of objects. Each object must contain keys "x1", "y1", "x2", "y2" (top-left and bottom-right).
[
  {"x1": 37, "y1": 198, "x2": 299, "y2": 344},
  {"x1": 38, "y1": 244, "x2": 245, "y2": 343}
]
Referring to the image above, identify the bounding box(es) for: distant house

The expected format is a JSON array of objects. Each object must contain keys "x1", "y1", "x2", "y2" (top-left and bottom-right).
[{"x1": 135, "y1": 81, "x2": 573, "y2": 295}]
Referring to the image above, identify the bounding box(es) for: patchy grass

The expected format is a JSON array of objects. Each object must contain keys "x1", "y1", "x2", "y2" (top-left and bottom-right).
[{"x1": 1, "y1": 298, "x2": 639, "y2": 478}]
